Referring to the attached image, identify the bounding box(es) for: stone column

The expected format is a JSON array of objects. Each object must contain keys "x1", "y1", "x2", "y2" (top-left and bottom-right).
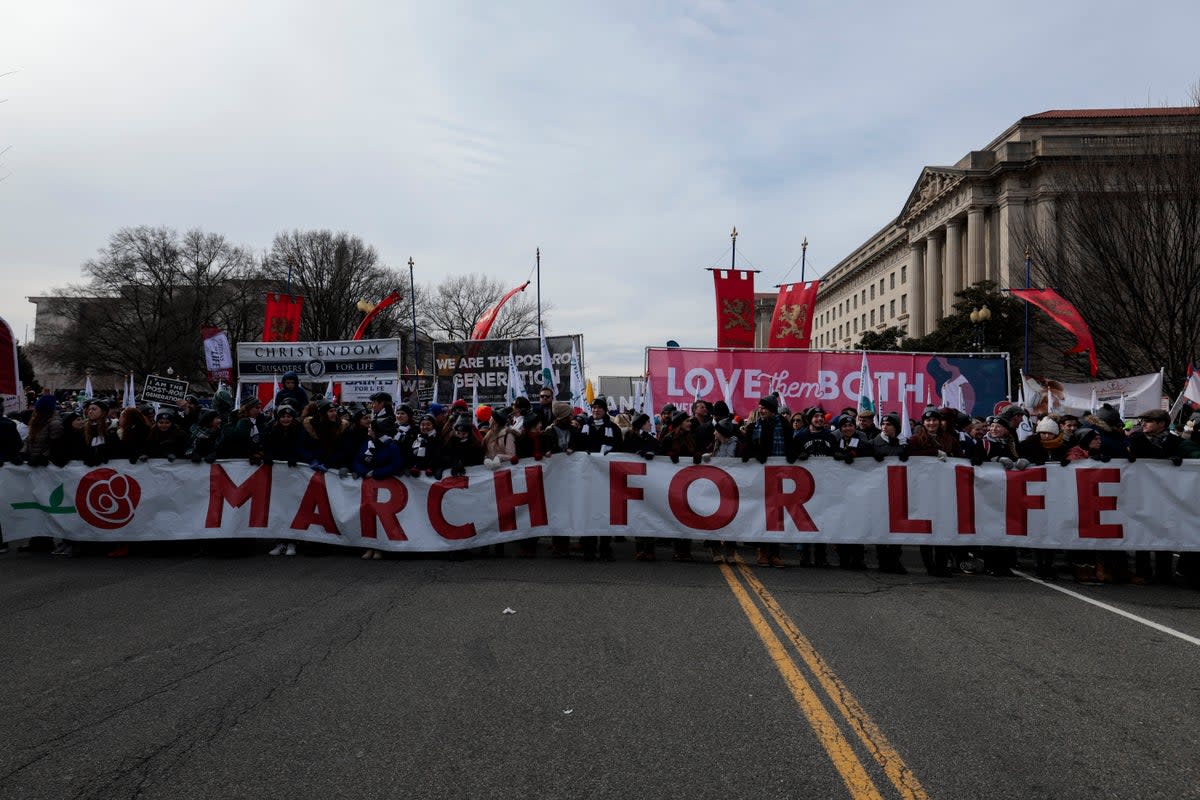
[
  {"x1": 908, "y1": 241, "x2": 925, "y2": 337},
  {"x1": 966, "y1": 207, "x2": 985, "y2": 286},
  {"x1": 944, "y1": 219, "x2": 962, "y2": 312},
  {"x1": 924, "y1": 232, "x2": 942, "y2": 332}
]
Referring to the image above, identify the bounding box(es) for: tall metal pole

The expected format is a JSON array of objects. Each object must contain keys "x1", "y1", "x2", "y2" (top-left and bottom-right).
[
  {"x1": 408, "y1": 257, "x2": 419, "y2": 373},
  {"x1": 800, "y1": 237, "x2": 808, "y2": 283},
  {"x1": 1023, "y1": 246, "x2": 1032, "y2": 376},
  {"x1": 730, "y1": 227, "x2": 738, "y2": 269},
  {"x1": 536, "y1": 247, "x2": 542, "y2": 336}
]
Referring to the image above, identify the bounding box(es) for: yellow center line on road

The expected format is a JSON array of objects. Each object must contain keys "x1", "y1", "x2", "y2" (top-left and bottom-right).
[
  {"x1": 718, "y1": 562, "x2": 885, "y2": 800},
  {"x1": 733, "y1": 558, "x2": 930, "y2": 800}
]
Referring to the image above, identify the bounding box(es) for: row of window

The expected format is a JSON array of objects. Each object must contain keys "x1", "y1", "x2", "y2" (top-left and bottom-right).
[
  {"x1": 817, "y1": 265, "x2": 907, "y2": 329},
  {"x1": 813, "y1": 295, "x2": 907, "y2": 347}
]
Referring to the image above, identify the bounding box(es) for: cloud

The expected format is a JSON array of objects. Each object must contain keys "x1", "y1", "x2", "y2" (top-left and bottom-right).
[{"x1": 1, "y1": 0, "x2": 1197, "y2": 380}]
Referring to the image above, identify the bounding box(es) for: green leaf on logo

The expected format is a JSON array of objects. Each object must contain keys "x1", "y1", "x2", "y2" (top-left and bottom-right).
[{"x1": 49, "y1": 484, "x2": 64, "y2": 508}]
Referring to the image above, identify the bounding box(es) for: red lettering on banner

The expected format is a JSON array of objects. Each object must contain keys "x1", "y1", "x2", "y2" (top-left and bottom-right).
[
  {"x1": 206, "y1": 464, "x2": 271, "y2": 528},
  {"x1": 609, "y1": 461, "x2": 647, "y2": 525},
  {"x1": 428, "y1": 476, "x2": 477, "y2": 540},
  {"x1": 360, "y1": 477, "x2": 409, "y2": 540},
  {"x1": 290, "y1": 472, "x2": 340, "y2": 534},
  {"x1": 886, "y1": 466, "x2": 932, "y2": 534},
  {"x1": 1005, "y1": 467, "x2": 1047, "y2": 536},
  {"x1": 764, "y1": 466, "x2": 817, "y2": 532},
  {"x1": 1076, "y1": 468, "x2": 1123, "y2": 539},
  {"x1": 955, "y1": 465, "x2": 976, "y2": 535},
  {"x1": 668, "y1": 466, "x2": 739, "y2": 531},
  {"x1": 494, "y1": 467, "x2": 549, "y2": 532}
]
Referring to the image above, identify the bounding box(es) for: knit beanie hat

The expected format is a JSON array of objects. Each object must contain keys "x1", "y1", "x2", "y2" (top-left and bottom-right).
[{"x1": 1036, "y1": 417, "x2": 1060, "y2": 435}]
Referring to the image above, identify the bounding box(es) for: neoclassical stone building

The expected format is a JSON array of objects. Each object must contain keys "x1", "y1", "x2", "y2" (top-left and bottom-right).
[{"x1": 810, "y1": 107, "x2": 1200, "y2": 363}]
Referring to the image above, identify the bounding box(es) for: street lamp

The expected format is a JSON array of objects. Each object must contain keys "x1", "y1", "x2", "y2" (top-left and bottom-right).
[{"x1": 969, "y1": 306, "x2": 991, "y2": 350}]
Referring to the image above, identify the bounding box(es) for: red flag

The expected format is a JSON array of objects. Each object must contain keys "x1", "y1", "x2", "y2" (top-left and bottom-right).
[
  {"x1": 471, "y1": 281, "x2": 530, "y2": 340},
  {"x1": 767, "y1": 281, "x2": 820, "y2": 349},
  {"x1": 263, "y1": 293, "x2": 303, "y2": 342},
  {"x1": 0, "y1": 315, "x2": 17, "y2": 396},
  {"x1": 711, "y1": 269, "x2": 756, "y2": 348},
  {"x1": 1010, "y1": 288, "x2": 1098, "y2": 377}
]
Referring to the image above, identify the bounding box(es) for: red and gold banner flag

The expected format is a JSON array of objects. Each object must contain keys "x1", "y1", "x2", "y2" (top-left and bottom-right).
[
  {"x1": 711, "y1": 269, "x2": 756, "y2": 348},
  {"x1": 767, "y1": 281, "x2": 820, "y2": 349},
  {"x1": 1010, "y1": 288, "x2": 1098, "y2": 376},
  {"x1": 263, "y1": 293, "x2": 304, "y2": 343}
]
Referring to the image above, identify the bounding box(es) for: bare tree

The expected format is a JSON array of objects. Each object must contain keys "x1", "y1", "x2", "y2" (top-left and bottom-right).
[
  {"x1": 421, "y1": 273, "x2": 549, "y2": 342},
  {"x1": 262, "y1": 230, "x2": 414, "y2": 341},
  {"x1": 37, "y1": 226, "x2": 263, "y2": 382},
  {"x1": 1023, "y1": 111, "x2": 1200, "y2": 395}
]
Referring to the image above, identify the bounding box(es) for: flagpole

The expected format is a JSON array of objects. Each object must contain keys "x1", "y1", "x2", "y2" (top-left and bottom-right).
[
  {"x1": 730, "y1": 227, "x2": 737, "y2": 269},
  {"x1": 1023, "y1": 246, "x2": 1032, "y2": 376},
  {"x1": 800, "y1": 237, "x2": 808, "y2": 283},
  {"x1": 408, "y1": 257, "x2": 419, "y2": 374},
  {"x1": 536, "y1": 247, "x2": 542, "y2": 338}
]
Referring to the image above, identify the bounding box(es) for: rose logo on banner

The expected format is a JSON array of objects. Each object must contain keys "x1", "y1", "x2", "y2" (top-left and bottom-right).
[{"x1": 74, "y1": 469, "x2": 142, "y2": 529}]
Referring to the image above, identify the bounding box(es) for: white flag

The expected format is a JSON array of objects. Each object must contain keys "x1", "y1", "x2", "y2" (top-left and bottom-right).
[
  {"x1": 325, "y1": 380, "x2": 335, "y2": 402},
  {"x1": 471, "y1": 383, "x2": 479, "y2": 416},
  {"x1": 265, "y1": 375, "x2": 281, "y2": 412},
  {"x1": 569, "y1": 341, "x2": 586, "y2": 412},
  {"x1": 856, "y1": 351, "x2": 876, "y2": 417},
  {"x1": 899, "y1": 383, "x2": 912, "y2": 442},
  {"x1": 643, "y1": 372, "x2": 656, "y2": 434},
  {"x1": 539, "y1": 329, "x2": 558, "y2": 395},
  {"x1": 451, "y1": 376, "x2": 459, "y2": 405},
  {"x1": 83, "y1": 374, "x2": 94, "y2": 399},
  {"x1": 1118, "y1": 393, "x2": 1127, "y2": 421},
  {"x1": 1184, "y1": 370, "x2": 1200, "y2": 405},
  {"x1": 505, "y1": 344, "x2": 524, "y2": 406}
]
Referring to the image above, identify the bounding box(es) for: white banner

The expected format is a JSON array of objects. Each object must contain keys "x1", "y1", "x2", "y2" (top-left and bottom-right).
[
  {"x1": 202, "y1": 329, "x2": 233, "y2": 378},
  {"x1": 1021, "y1": 372, "x2": 1163, "y2": 417},
  {"x1": 1, "y1": 456, "x2": 1198, "y2": 551},
  {"x1": 339, "y1": 378, "x2": 398, "y2": 403},
  {"x1": 236, "y1": 339, "x2": 402, "y2": 382}
]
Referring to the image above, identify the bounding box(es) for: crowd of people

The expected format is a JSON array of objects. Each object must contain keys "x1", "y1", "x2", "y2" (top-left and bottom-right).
[{"x1": 2, "y1": 371, "x2": 1198, "y2": 588}]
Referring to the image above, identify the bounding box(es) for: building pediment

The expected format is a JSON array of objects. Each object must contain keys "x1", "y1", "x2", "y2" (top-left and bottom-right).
[{"x1": 899, "y1": 167, "x2": 965, "y2": 223}]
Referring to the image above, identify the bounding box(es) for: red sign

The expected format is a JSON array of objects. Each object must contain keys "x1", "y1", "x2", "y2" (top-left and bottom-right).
[
  {"x1": 767, "y1": 281, "x2": 820, "y2": 349},
  {"x1": 711, "y1": 269, "x2": 756, "y2": 348}
]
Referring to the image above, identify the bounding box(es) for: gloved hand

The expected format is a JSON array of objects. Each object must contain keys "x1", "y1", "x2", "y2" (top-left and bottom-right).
[
  {"x1": 310, "y1": 460, "x2": 326, "y2": 472},
  {"x1": 434, "y1": 468, "x2": 444, "y2": 479},
  {"x1": 692, "y1": 453, "x2": 703, "y2": 465},
  {"x1": 451, "y1": 463, "x2": 466, "y2": 477},
  {"x1": 899, "y1": 451, "x2": 909, "y2": 462},
  {"x1": 796, "y1": 451, "x2": 809, "y2": 461},
  {"x1": 190, "y1": 453, "x2": 203, "y2": 464},
  {"x1": 1014, "y1": 458, "x2": 1030, "y2": 471},
  {"x1": 409, "y1": 467, "x2": 421, "y2": 477},
  {"x1": 1097, "y1": 453, "x2": 1110, "y2": 463},
  {"x1": 286, "y1": 459, "x2": 297, "y2": 468},
  {"x1": 262, "y1": 457, "x2": 274, "y2": 466},
  {"x1": 970, "y1": 454, "x2": 983, "y2": 466},
  {"x1": 1170, "y1": 455, "x2": 1183, "y2": 466},
  {"x1": 1127, "y1": 455, "x2": 1137, "y2": 463},
  {"x1": 249, "y1": 456, "x2": 262, "y2": 466},
  {"x1": 842, "y1": 454, "x2": 855, "y2": 466},
  {"x1": 873, "y1": 453, "x2": 885, "y2": 462},
  {"x1": 786, "y1": 453, "x2": 798, "y2": 464},
  {"x1": 701, "y1": 453, "x2": 712, "y2": 463},
  {"x1": 337, "y1": 468, "x2": 350, "y2": 479},
  {"x1": 129, "y1": 456, "x2": 139, "y2": 465},
  {"x1": 670, "y1": 453, "x2": 680, "y2": 464},
  {"x1": 166, "y1": 454, "x2": 176, "y2": 463},
  {"x1": 741, "y1": 453, "x2": 751, "y2": 463},
  {"x1": 998, "y1": 457, "x2": 1015, "y2": 470},
  {"x1": 756, "y1": 452, "x2": 768, "y2": 464},
  {"x1": 936, "y1": 450, "x2": 947, "y2": 462},
  {"x1": 534, "y1": 452, "x2": 543, "y2": 461},
  {"x1": 9, "y1": 454, "x2": 22, "y2": 466},
  {"x1": 640, "y1": 450, "x2": 655, "y2": 461},
  {"x1": 1059, "y1": 457, "x2": 1072, "y2": 467},
  {"x1": 510, "y1": 455, "x2": 519, "y2": 465},
  {"x1": 600, "y1": 445, "x2": 613, "y2": 456},
  {"x1": 138, "y1": 455, "x2": 148, "y2": 463},
  {"x1": 203, "y1": 453, "x2": 218, "y2": 464}
]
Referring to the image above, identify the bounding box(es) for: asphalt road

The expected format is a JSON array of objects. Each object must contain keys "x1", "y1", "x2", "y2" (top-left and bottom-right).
[{"x1": 1, "y1": 541, "x2": 1198, "y2": 800}]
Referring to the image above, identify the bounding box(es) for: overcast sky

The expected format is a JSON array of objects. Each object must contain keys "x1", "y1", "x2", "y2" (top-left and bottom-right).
[{"x1": 2, "y1": 0, "x2": 1197, "y2": 380}]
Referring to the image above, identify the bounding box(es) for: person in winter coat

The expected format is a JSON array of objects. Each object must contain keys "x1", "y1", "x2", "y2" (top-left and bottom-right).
[
  {"x1": 369, "y1": 392, "x2": 398, "y2": 439},
  {"x1": 80, "y1": 399, "x2": 119, "y2": 467},
  {"x1": 868, "y1": 414, "x2": 908, "y2": 574},
  {"x1": 300, "y1": 401, "x2": 348, "y2": 471},
  {"x1": 0, "y1": 413, "x2": 22, "y2": 465},
  {"x1": 440, "y1": 417, "x2": 484, "y2": 476},
  {"x1": 409, "y1": 414, "x2": 442, "y2": 477},
  {"x1": 1016, "y1": 416, "x2": 1073, "y2": 579},
  {"x1": 789, "y1": 406, "x2": 838, "y2": 461},
  {"x1": 1082, "y1": 404, "x2": 1128, "y2": 460},
  {"x1": 742, "y1": 395, "x2": 789, "y2": 568},
  {"x1": 223, "y1": 397, "x2": 268, "y2": 464},
  {"x1": 179, "y1": 394, "x2": 203, "y2": 433},
  {"x1": 144, "y1": 411, "x2": 188, "y2": 460},
  {"x1": 23, "y1": 395, "x2": 64, "y2": 467},
  {"x1": 578, "y1": 397, "x2": 621, "y2": 455},
  {"x1": 576, "y1": 398, "x2": 620, "y2": 561},
  {"x1": 830, "y1": 414, "x2": 874, "y2": 570},
  {"x1": 116, "y1": 407, "x2": 151, "y2": 464},
  {"x1": 661, "y1": 412, "x2": 701, "y2": 465},
  {"x1": 263, "y1": 405, "x2": 303, "y2": 465},
  {"x1": 393, "y1": 404, "x2": 419, "y2": 454},
  {"x1": 186, "y1": 410, "x2": 224, "y2": 463},
  {"x1": 1127, "y1": 408, "x2": 1182, "y2": 584},
  {"x1": 624, "y1": 413, "x2": 659, "y2": 458},
  {"x1": 546, "y1": 402, "x2": 581, "y2": 456},
  {"x1": 482, "y1": 408, "x2": 519, "y2": 468},
  {"x1": 274, "y1": 371, "x2": 309, "y2": 413},
  {"x1": 336, "y1": 411, "x2": 373, "y2": 475}
]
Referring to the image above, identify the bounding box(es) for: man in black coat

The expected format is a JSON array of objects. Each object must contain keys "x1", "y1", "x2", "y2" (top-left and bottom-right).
[{"x1": 1128, "y1": 409, "x2": 1182, "y2": 584}]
